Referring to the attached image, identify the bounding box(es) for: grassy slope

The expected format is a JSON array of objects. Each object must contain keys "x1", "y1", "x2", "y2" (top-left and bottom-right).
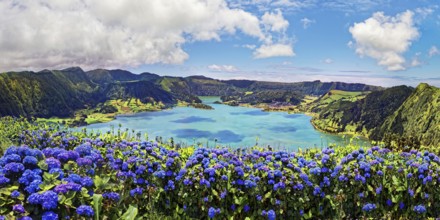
[
  {"x1": 310, "y1": 84, "x2": 440, "y2": 146},
  {"x1": 379, "y1": 83, "x2": 440, "y2": 146},
  {"x1": 37, "y1": 98, "x2": 166, "y2": 125}
]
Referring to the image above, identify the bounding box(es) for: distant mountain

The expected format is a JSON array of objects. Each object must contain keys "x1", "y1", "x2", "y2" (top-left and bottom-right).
[
  {"x1": 312, "y1": 83, "x2": 440, "y2": 146},
  {"x1": 0, "y1": 68, "x2": 97, "y2": 117},
  {"x1": 85, "y1": 69, "x2": 161, "y2": 84},
  {"x1": 0, "y1": 67, "x2": 175, "y2": 118}
]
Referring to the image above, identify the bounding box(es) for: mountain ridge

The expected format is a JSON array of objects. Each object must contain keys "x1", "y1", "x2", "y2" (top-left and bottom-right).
[{"x1": 1, "y1": 67, "x2": 438, "y2": 146}]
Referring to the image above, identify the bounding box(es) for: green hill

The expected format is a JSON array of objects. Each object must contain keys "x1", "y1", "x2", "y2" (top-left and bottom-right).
[
  {"x1": 307, "y1": 90, "x2": 370, "y2": 113},
  {"x1": 0, "y1": 68, "x2": 97, "y2": 117},
  {"x1": 0, "y1": 67, "x2": 176, "y2": 118},
  {"x1": 379, "y1": 83, "x2": 440, "y2": 146},
  {"x1": 312, "y1": 84, "x2": 440, "y2": 146}
]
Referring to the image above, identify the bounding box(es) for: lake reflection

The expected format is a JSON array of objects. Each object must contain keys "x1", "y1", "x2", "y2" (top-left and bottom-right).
[{"x1": 81, "y1": 97, "x2": 369, "y2": 150}]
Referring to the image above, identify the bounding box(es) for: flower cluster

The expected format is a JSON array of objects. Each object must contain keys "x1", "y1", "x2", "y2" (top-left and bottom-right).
[{"x1": 1, "y1": 127, "x2": 440, "y2": 219}]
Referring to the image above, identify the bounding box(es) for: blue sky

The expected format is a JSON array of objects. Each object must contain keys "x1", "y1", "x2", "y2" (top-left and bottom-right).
[{"x1": 1, "y1": 0, "x2": 439, "y2": 86}]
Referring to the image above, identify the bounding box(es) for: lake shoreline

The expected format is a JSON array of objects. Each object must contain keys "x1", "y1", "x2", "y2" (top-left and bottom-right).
[{"x1": 76, "y1": 97, "x2": 370, "y2": 148}]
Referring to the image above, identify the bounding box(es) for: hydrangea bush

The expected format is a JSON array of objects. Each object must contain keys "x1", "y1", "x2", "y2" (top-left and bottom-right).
[{"x1": 0, "y1": 126, "x2": 440, "y2": 219}]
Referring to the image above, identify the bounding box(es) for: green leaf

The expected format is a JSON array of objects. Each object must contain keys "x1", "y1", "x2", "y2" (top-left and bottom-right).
[
  {"x1": 92, "y1": 194, "x2": 103, "y2": 220},
  {"x1": 94, "y1": 176, "x2": 103, "y2": 189},
  {"x1": 415, "y1": 186, "x2": 422, "y2": 195},
  {"x1": 121, "y1": 205, "x2": 138, "y2": 220},
  {"x1": 81, "y1": 188, "x2": 91, "y2": 198},
  {"x1": 304, "y1": 210, "x2": 313, "y2": 219},
  {"x1": 43, "y1": 172, "x2": 52, "y2": 181},
  {"x1": 396, "y1": 186, "x2": 406, "y2": 192},
  {"x1": 264, "y1": 191, "x2": 272, "y2": 200},
  {"x1": 38, "y1": 160, "x2": 48, "y2": 170},
  {"x1": 212, "y1": 189, "x2": 218, "y2": 197},
  {"x1": 392, "y1": 176, "x2": 399, "y2": 185}
]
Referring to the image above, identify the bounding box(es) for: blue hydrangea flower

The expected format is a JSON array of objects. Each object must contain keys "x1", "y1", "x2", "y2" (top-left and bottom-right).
[
  {"x1": 27, "y1": 190, "x2": 58, "y2": 210},
  {"x1": 45, "y1": 158, "x2": 61, "y2": 170},
  {"x1": 19, "y1": 169, "x2": 42, "y2": 186},
  {"x1": 24, "y1": 180, "x2": 42, "y2": 194},
  {"x1": 42, "y1": 211, "x2": 59, "y2": 220},
  {"x1": 23, "y1": 156, "x2": 38, "y2": 167},
  {"x1": 80, "y1": 177, "x2": 93, "y2": 187},
  {"x1": 11, "y1": 190, "x2": 20, "y2": 198},
  {"x1": 76, "y1": 205, "x2": 94, "y2": 217},
  {"x1": 13, "y1": 204, "x2": 25, "y2": 213},
  {"x1": 244, "y1": 205, "x2": 250, "y2": 212},
  {"x1": 386, "y1": 199, "x2": 393, "y2": 207},
  {"x1": 267, "y1": 209, "x2": 276, "y2": 220},
  {"x1": 103, "y1": 192, "x2": 120, "y2": 202},
  {"x1": 413, "y1": 204, "x2": 426, "y2": 214},
  {"x1": 129, "y1": 187, "x2": 143, "y2": 196},
  {"x1": 4, "y1": 162, "x2": 25, "y2": 175},
  {"x1": 220, "y1": 190, "x2": 227, "y2": 199},
  {"x1": 399, "y1": 202, "x2": 405, "y2": 210},
  {"x1": 76, "y1": 158, "x2": 92, "y2": 166},
  {"x1": 208, "y1": 207, "x2": 220, "y2": 219},
  {"x1": 408, "y1": 189, "x2": 414, "y2": 197},
  {"x1": 41, "y1": 191, "x2": 59, "y2": 210},
  {"x1": 362, "y1": 203, "x2": 376, "y2": 212},
  {"x1": 54, "y1": 182, "x2": 82, "y2": 194},
  {"x1": 0, "y1": 176, "x2": 10, "y2": 185}
]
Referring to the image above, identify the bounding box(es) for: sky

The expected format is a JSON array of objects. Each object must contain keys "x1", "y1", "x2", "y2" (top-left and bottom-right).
[{"x1": 0, "y1": 0, "x2": 439, "y2": 87}]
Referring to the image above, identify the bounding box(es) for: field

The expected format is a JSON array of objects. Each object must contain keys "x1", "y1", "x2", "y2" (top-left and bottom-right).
[
  {"x1": 36, "y1": 99, "x2": 166, "y2": 126},
  {"x1": 0, "y1": 117, "x2": 439, "y2": 219}
]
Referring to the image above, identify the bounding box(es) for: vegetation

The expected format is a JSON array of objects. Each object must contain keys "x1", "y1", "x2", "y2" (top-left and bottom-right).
[
  {"x1": 0, "y1": 66, "x2": 438, "y2": 148},
  {"x1": 0, "y1": 67, "x2": 380, "y2": 124},
  {"x1": 36, "y1": 99, "x2": 167, "y2": 126},
  {"x1": 0, "y1": 118, "x2": 440, "y2": 219},
  {"x1": 312, "y1": 84, "x2": 440, "y2": 147}
]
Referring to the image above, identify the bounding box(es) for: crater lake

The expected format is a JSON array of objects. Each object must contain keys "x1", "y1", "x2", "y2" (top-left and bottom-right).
[{"x1": 80, "y1": 97, "x2": 369, "y2": 150}]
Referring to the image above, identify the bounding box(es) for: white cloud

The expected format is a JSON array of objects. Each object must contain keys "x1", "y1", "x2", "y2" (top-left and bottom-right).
[
  {"x1": 322, "y1": 0, "x2": 390, "y2": 13},
  {"x1": 228, "y1": 0, "x2": 316, "y2": 12},
  {"x1": 254, "y1": 43, "x2": 294, "y2": 59},
  {"x1": 349, "y1": 10, "x2": 419, "y2": 71},
  {"x1": 415, "y1": 6, "x2": 436, "y2": 19},
  {"x1": 323, "y1": 58, "x2": 333, "y2": 64},
  {"x1": 261, "y1": 10, "x2": 289, "y2": 32},
  {"x1": 242, "y1": 44, "x2": 257, "y2": 50},
  {"x1": 410, "y1": 52, "x2": 422, "y2": 67},
  {"x1": 0, "y1": 0, "x2": 292, "y2": 71},
  {"x1": 429, "y1": 46, "x2": 440, "y2": 57},
  {"x1": 272, "y1": 0, "x2": 316, "y2": 9},
  {"x1": 208, "y1": 64, "x2": 239, "y2": 72},
  {"x1": 300, "y1": 17, "x2": 315, "y2": 29}
]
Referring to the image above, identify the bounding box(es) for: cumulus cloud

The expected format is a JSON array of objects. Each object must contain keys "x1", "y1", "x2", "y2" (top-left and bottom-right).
[
  {"x1": 261, "y1": 10, "x2": 289, "y2": 32},
  {"x1": 349, "y1": 10, "x2": 419, "y2": 71},
  {"x1": 0, "y1": 0, "x2": 293, "y2": 71},
  {"x1": 254, "y1": 43, "x2": 294, "y2": 59},
  {"x1": 300, "y1": 17, "x2": 315, "y2": 29},
  {"x1": 208, "y1": 64, "x2": 239, "y2": 72},
  {"x1": 429, "y1": 46, "x2": 440, "y2": 57}
]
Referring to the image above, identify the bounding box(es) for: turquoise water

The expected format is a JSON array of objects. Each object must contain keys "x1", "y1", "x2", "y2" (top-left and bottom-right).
[{"x1": 81, "y1": 97, "x2": 368, "y2": 150}]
